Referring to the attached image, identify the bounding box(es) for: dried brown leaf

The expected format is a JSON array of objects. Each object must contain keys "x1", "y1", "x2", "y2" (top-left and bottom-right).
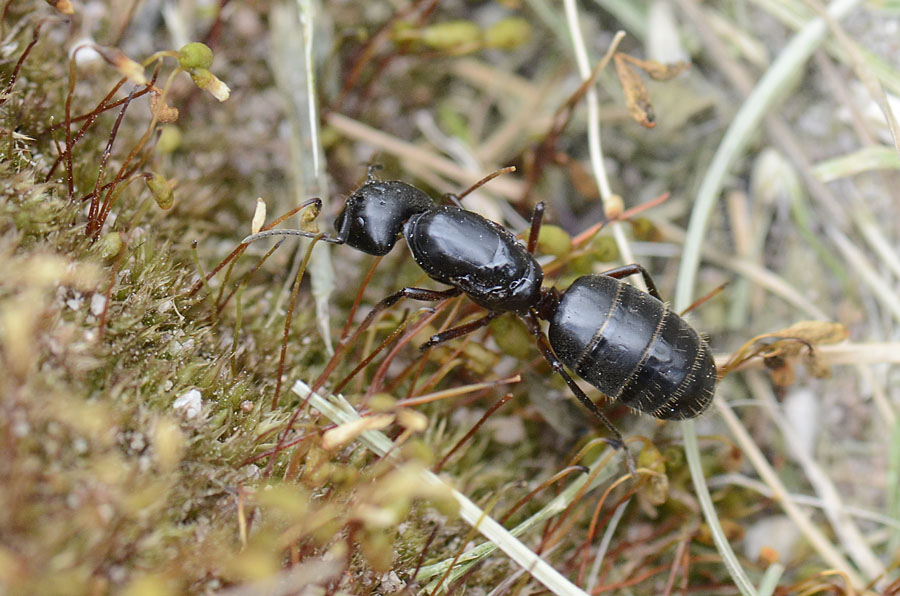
[
  {"x1": 773, "y1": 321, "x2": 849, "y2": 346},
  {"x1": 618, "y1": 53, "x2": 690, "y2": 81},
  {"x1": 765, "y1": 356, "x2": 795, "y2": 389},
  {"x1": 150, "y1": 90, "x2": 179, "y2": 123},
  {"x1": 720, "y1": 321, "x2": 849, "y2": 384},
  {"x1": 614, "y1": 53, "x2": 655, "y2": 128}
]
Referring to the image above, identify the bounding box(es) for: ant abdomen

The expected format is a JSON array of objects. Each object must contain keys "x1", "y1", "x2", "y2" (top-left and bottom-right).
[{"x1": 548, "y1": 274, "x2": 716, "y2": 420}]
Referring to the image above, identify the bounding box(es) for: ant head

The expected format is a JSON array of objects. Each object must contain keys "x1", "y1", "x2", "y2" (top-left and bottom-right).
[{"x1": 335, "y1": 179, "x2": 435, "y2": 256}]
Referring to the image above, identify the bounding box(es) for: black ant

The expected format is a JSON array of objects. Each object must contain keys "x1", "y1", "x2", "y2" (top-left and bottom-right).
[{"x1": 244, "y1": 168, "x2": 717, "y2": 473}]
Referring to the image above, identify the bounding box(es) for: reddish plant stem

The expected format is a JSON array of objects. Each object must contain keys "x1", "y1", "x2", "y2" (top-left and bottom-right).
[
  {"x1": 0, "y1": 17, "x2": 52, "y2": 107},
  {"x1": 97, "y1": 237, "x2": 127, "y2": 339},
  {"x1": 331, "y1": 312, "x2": 422, "y2": 395},
  {"x1": 45, "y1": 77, "x2": 155, "y2": 181},
  {"x1": 433, "y1": 392, "x2": 513, "y2": 473},
  {"x1": 499, "y1": 465, "x2": 589, "y2": 525},
  {"x1": 339, "y1": 256, "x2": 382, "y2": 341},
  {"x1": 329, "y1": 0, "x2": 436, "y2": 115},
  {"x1": 397, "y1": 295, "x2": 465, "y2": 397},
  {"x1": 363, "y1": 307, "x2": 442, "y2": 400},
  {"x1": 262, "y1": 297, "x2": 452, "y2": 479},
  {"x1": 272, "y1": 234, "x2": 323, "y2": 409},
  {"x1": 112, "y1": 0, "x2": 141, "y2": 46},
  {"x1": 202, "y1": 0, "x2": 230, "y2": 48},
  {"x1": 576, "y1": 481, "x2": 637, "y2": 585},
  {"x1": 242, "y1": 431, "x2": 317, "y2": 466},
  {"x1": 214, "y1": 240, "x2": 284, "y2": 318},
  {"x1": 186, "y1": 198, "x2": 322, "y2": 298},
  {"x1": 87, "y1": 87, "x2": 137, "y2": 234},
  {"x1": 0, "y1": 0, "x2": 15, "y2": 28},
  {"x1": 63, "y1": 45, "x2": 81, "y2": 197}
]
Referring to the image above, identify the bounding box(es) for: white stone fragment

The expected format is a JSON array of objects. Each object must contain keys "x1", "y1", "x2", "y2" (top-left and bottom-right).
[
  {"x1": 90, "y1": 293, "x2": 107, "y2": 316},
  {"x1": 173, "y1": 389, "x2": 203, "y2": 419}
]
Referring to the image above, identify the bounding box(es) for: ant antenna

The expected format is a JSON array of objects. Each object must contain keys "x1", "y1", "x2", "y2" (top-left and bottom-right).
[
  {"x1": 453, "y1": 166, "x2": 517, "y2": 203},
  {"x1": 366, "y1": 163, "x2": 384, "y2": 180},
  {"x1": 242, "y1": 229, "x2": 343, "y2": 245},
  {"x1": 241, "y1": 197, "x2": 339, "y2": 245}
]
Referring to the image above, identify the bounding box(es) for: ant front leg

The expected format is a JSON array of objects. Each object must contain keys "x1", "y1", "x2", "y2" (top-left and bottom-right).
[
  {"x1": 347, "y1": 287, "x2": 463, "y2": 349},
  {"x1": 524, "y1": 312, "x2": 636, "y2": 475},
  {"x1": 313, "y1": 286, "x2": 462, "y2": 393},
  {"x1": 600, "y1": 264, "x2": 662, "y2": 302},
  {"x1": 420, "y1": 311, "x2": 501, "y2": 351}
]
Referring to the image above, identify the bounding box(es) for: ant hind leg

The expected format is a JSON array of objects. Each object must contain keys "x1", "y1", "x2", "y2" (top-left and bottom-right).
[
  {"x1": 600, "y1": 264, "x2": 662, "y2": 302},
  {"x1": 524, "y1": 312, "x2": 636, "y2": 475}
]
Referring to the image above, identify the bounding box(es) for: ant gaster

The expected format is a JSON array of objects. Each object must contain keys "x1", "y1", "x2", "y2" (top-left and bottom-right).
[{"x1": 245, "y1": 168, "x2": 718, "y2": 471}]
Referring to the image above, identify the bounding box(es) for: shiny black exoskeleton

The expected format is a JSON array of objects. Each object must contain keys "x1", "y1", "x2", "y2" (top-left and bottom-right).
[
  {"x1": 330, "y1": 177, "x2": 543, "y2": 313},
  {"x1": 405, "y1": 206, "x2": 544, "y2": 313},
  {"x1": 333, "y1": 179, "x2": 436, "y2": 256},
  {"x1": 546, "y1": 275, "x2": 716, "y2": 420},
  {"x1": 244, "y1": 170, "x2": 717, "y2": 464}
]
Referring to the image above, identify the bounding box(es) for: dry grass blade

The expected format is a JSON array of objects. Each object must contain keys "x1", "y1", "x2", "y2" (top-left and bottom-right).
[{"x1": 293, "y1": 381, "x2": 592, "y2": 596}]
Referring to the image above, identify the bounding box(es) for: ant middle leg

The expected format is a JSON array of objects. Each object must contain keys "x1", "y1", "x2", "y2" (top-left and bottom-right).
[
  {"x1": 524, "y1": 312, "x2": 636, "y2": 475},
  {"x1": 600, "y1": 264, "x2": 662, "y2": 301},
  {"x1": 419, "y1": 311, "x2": 501, "y2": 351}
]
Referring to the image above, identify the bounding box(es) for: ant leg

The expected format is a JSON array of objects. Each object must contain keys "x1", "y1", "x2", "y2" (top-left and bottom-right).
[
  {"x1": 312, "y1": 286, "x2": 462, "y2": 394},
  {"x1": 524, "y1": 313, "x2": 636, "y2": 475},
  {"x1": 242, "y1": 227, "x2": 345, "y2": 246},
  {"x1": 600, "y1": 264, "x2": 662, "y2": 301},
  {"x1": 420, "y1": 311, "x2": 501, "y2": 351},
  {"x1": 350, "y1": 287, "x2": 463, "y2": 345},
  {"x1": 442, "y1": 166, "x2": 517, "y2": 206},
  {"x1": 527, "y1": 202, "x2": 545, "y2": 254}
]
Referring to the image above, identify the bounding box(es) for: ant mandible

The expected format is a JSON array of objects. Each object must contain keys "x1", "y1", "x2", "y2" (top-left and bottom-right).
[{"x1": 244, "y1": 167, "x2": 717, "y2": 473}]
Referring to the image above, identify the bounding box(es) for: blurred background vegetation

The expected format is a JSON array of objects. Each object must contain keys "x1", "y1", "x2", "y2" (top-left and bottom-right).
[{"x1": 1, "y1": 0, "x2": 898, "y2": 594}]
